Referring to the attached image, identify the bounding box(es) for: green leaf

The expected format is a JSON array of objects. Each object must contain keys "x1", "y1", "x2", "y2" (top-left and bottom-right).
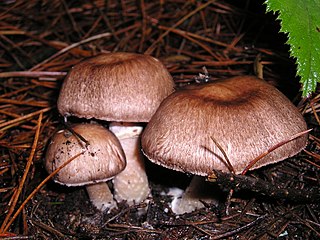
[{"x1": 264, "y1": 0, "x2": 320, "y2": 97}]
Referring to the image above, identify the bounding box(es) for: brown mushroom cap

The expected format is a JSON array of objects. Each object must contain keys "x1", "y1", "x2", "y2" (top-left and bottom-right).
[
  {"x1": 141, "y1": 76, "x2": 308, "y2": 175},
  {"x1": 57, "y1": 52, "x2": 175, "y2": 122},
  {"x1": 45, "y1": 123, "x2": 126, "y2": 186}
]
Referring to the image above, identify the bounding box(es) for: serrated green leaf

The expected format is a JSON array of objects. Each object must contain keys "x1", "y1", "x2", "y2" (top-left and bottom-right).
[{"x1": 265, "y1": 0, "x2": 320, "y2": 97}]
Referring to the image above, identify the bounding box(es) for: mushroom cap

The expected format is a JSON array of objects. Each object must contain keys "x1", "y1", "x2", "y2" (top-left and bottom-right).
[
  {"x1": 141, "y1": 76, "x2": 308, "y2": 175},
  {"x1": 57, "y1": 52, "x2": 175, "y2": 122},
  {"x1": 45, "y1": 123, "x2": 126, "y2": 186}
]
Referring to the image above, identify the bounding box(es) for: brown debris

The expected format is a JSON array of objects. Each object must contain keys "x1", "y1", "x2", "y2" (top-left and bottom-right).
[{"x1": 0, "y1": 0, "x2": 319, "y2": 239}]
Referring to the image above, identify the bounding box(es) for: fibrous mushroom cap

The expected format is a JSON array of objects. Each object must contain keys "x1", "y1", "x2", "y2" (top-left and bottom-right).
[
  {"x1": 57, "y1": 52, "x2": 175, "y2": 122},
  {"x1": 45, "y1": 123, "x2": 126, "y2": 186},
  {"x1": 141, "y1": 76, "x2": 308, "y2": 175}
]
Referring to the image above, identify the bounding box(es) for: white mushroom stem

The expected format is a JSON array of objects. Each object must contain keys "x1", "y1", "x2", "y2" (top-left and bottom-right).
[
  {"x1": 109, "y1": 122, "x2": 150, "y2": 205},
  {"x1": 171, "y1": 176, "x2": 218, "y2": 215},
  {"x1": 85, "y1": 182, "x2": 117, "y2": 212}
]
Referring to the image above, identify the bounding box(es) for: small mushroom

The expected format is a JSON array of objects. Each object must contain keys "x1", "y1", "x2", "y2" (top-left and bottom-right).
[
  {"x1": 57, "y1": 52, "x2": 175, "y2": 205},
  {"x1": 45, "y1": 123, "x2": 126, "y2": 211},
  {"x1": 141, "y1": 76, "x2": 308, "y2": 214}
]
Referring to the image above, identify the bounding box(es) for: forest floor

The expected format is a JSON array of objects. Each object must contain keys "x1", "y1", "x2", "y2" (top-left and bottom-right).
[{"x1": 0, "y1": 1, "x2": 319, "y2": 239}]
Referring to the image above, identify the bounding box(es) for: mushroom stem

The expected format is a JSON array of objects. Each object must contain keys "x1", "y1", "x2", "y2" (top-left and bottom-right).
[
  {"x1": 171, "y1": 176, "x2": 218, "y2": 215},
  {"x1": 85, "y1": 182, "x2": 116, "y2": 211},
  {"x1": 109, "y1": 122, "x2": 150, "y2": 205}
]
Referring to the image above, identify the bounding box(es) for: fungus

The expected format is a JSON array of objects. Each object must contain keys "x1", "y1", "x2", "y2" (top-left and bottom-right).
[
  {"x1": 57, "y1": 52, "x2": 175, "y2": 205},
  {"x1": 45, "y1": 123, "x2": 126, "y2": 211},
  {"x1": 141, "y1": 76, "x2": 308, "y2": 214}
]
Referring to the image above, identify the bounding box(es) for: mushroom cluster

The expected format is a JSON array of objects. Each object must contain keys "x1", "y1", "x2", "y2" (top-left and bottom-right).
[
  {"x1": 46, "y1": 52, "x2": 308, "y2": 215},
  {"x1": 141, "y1": 75, "x2": 308, "y2": 214},
  {"x1": 46, "y1": 52, "x2": 175, "y2": 210}
]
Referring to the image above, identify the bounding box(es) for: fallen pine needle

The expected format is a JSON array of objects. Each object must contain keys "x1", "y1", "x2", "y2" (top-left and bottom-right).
[
  {"x1": 241, "y1": 129, "x2": 312, "y2": 175},
  {"x1": 144, "y1": 0, "x2": 216, "y2": 54},
  {"x1": 0, "y1": 113, "x2": 43, "y2": 233},
  {"x1": 30, "y1": 32, "x2": 112, "y2": 71},
  {"x1": 1, "y1": 149, "x2": 85, "y2": 233},
  {"x1": 0, "y1": 71, "x2": 67, "y2": 78},
  {"x1": 0, "y1": 107, "x2": 52, "y2": 131}
]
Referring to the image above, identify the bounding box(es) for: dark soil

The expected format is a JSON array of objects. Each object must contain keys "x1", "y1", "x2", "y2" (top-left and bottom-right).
[{"x1": 0, "y1": 0, "x2": 319, "y2": 239}]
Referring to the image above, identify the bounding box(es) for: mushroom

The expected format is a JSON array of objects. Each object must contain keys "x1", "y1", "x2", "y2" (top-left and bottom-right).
[
  {"x1": 57, "y1": 52, "x2": 175, "y2": 205},
  {"x1": 141, "y1": 75, "x2": 308, "y2": 214},
  {"x1": 45, "y1": 123, "x2": 126, "y2": 211}
]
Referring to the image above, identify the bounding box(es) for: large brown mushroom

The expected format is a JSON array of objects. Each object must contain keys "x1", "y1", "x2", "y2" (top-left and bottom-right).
[
  {"x1": 45, "y1": 123, "x2": 126, "y2": 211},
  {"x1": 141, "y1": 75, "x2": 308, "y2": 214},
  {"x1": 57, "y1": 52, "x2": 175, "y2": 205}
]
